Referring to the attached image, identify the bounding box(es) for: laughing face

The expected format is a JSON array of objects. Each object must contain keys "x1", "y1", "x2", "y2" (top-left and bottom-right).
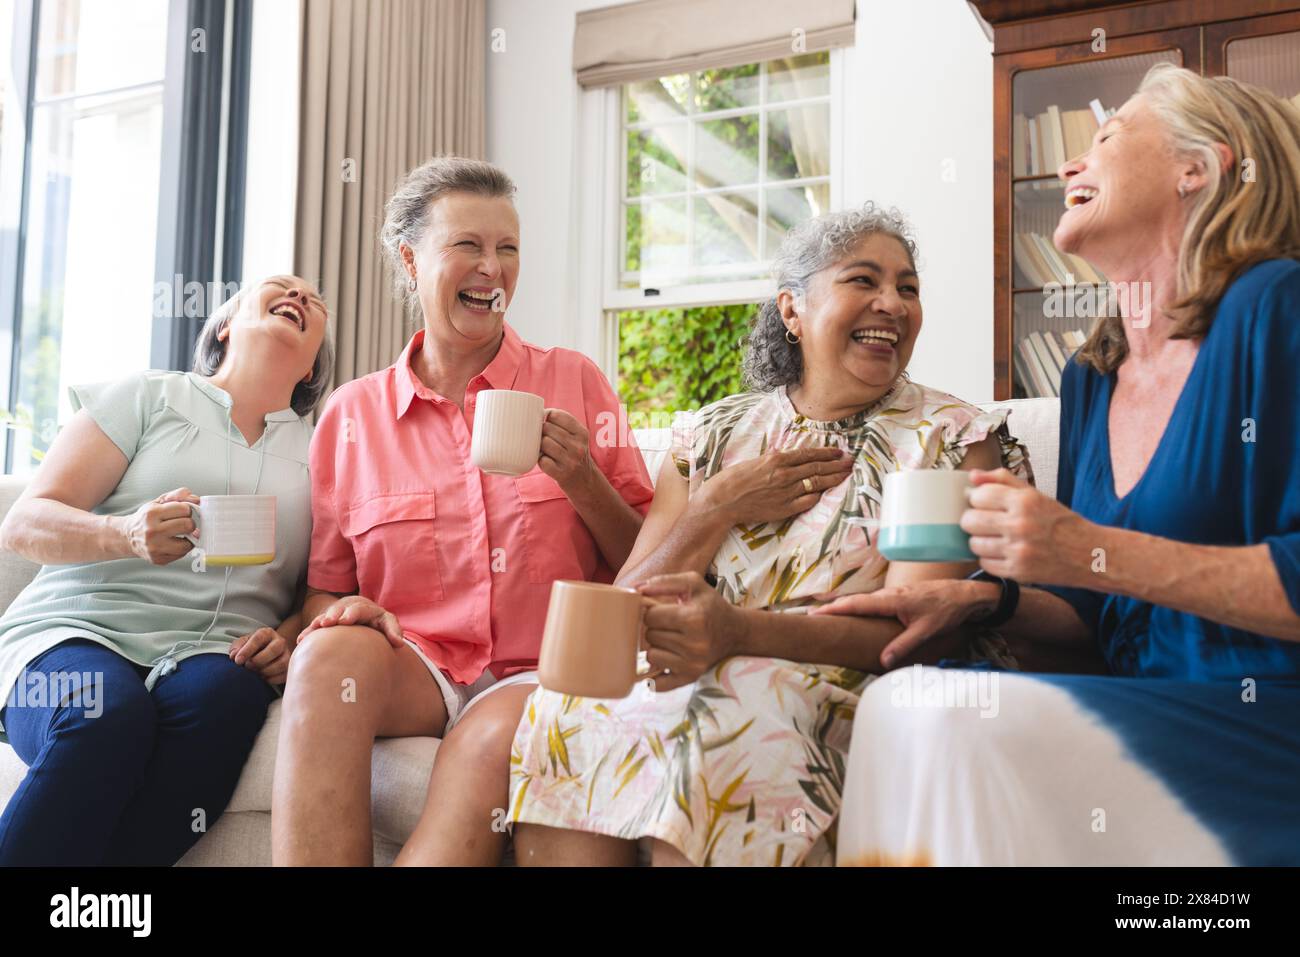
[
  {"x1": 783, "y1": 232, "x2": 921, "y2": 401},
  {"x1": 1053, "y1": 95, "x2": 1187, "y2": 269},
  {"x1": 220, "y1": 275, "x2": 327, "y2": 385},
  {"x1": 401, "y1": 191, "x2": 520, "y2": 347}
]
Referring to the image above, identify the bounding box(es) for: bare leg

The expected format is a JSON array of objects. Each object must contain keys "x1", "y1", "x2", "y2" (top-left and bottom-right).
[
  {"x1": 650, "y1": 839, "x2": 693, "y2": 867},
  {"x1": 512, "y1": 822, "x2": 638, "y2": 867},
  {"x1": 272, "y1": 626, "x2": 445, "y2": 865},
  {"x1": 394, "y1": 683, "x2": 536, "y2": 866}
]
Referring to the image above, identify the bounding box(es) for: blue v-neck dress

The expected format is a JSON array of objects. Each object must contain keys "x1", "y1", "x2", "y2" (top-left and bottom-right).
[{"x1": 838, "y1": 258, "x2": 1300, "y2": 866}]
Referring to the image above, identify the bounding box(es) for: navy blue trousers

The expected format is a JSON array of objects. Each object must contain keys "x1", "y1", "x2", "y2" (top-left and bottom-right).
[{"x1": 0, "y1": 639, "x2": 275, "y2": 865}]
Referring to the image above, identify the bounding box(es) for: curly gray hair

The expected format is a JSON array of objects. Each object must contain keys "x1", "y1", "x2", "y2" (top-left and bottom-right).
[
  {"x1": 379, "y1": 156, "x2": 517, "y2": 316},
  {"x1": 742, "y1": 202, "x2": 919, "y2": 391}
]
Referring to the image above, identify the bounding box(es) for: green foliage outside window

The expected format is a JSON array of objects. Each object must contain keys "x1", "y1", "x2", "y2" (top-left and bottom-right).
[{"x1": 617, "y1": 303, "x2": 755, "y2": 418}]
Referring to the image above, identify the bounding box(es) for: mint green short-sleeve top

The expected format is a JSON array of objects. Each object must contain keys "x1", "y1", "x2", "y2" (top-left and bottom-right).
[{"x1": 0, "y1": 371, "x2": 312, "y2": 740}]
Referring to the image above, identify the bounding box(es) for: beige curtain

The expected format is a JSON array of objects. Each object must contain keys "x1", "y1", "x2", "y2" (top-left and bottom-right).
[
  {"x1": 295, "y1": 0, "x2": 486, "y2": 391},
  {"x1": 574, "y1": 0, "x2": 855, "y2": 88}
]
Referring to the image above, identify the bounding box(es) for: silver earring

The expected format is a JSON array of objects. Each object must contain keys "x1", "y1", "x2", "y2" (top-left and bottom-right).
[
  {"x1": 407, "y1": 276, "x2": 417, "y2": 292},
  {"x1": 785, "y1": 329, "x2": 800, "y2": 344},
  {"x1": 1178, "y1": 183, "x2": 1189, "y2": 199}
]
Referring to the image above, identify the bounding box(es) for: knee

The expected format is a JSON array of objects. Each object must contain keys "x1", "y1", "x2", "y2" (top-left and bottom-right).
[
  {"x1": 450, "y1": 706, "x2": 524, "y2": 767},
  {"x1": 855, "y1": 667, "x2": 1030, "y2": 761},
  {"x1": 281, "y1": 625, "x2": 393, "y2": 721}
]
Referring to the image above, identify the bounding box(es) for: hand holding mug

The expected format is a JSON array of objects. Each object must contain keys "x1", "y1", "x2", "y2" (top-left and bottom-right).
[
  {"x1": 694, "y1": 447, "x2": 853, "y2": 526},
  {"x1": 538, "y1": 408, "x2": 595, "y2": 494},
  {"x1": 117, "y1": 487, "x2": 200, "y2": 565},
  {"x1": 298, "y1": 596, "x2": 405, "y2": 648},
  {"x1": 638, "y1": 571, "x2": 744, "y2": 692},
  {"x1": 962, "y1": 468, "x2": 1097, "y2": 585}
]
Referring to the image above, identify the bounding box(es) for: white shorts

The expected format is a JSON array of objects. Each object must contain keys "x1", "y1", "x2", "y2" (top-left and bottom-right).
[{"x1": 403, "y1": 638, "x2": 538, "y2": 731}]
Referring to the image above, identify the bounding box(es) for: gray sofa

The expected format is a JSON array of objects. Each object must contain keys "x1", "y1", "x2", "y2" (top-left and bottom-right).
[{"x1": 0, "y1": 398, "x2": 1061, "y2": 865}]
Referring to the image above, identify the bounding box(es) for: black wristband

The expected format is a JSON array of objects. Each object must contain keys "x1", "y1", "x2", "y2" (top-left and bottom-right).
[{"x1": 966, "y1": 569, "x2": 1020, "y2": 628}]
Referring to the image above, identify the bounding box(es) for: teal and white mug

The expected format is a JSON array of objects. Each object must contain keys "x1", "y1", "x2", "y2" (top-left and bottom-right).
[{"x1": 877, "y1": 470, "x2": 975, "y2": 562}]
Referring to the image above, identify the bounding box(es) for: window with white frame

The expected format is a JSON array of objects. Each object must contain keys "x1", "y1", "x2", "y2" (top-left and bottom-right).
[
  {"x1": 0, "y1": 0, "x2": 253, "y2": 475},
  {"x1": 605, "y1": 51, "x2": 838, "y2": 417}
]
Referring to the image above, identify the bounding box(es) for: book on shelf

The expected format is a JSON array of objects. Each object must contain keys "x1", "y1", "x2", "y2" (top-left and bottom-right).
[
  {"x1": 1029, "y1": 331, "x2": 1061, "y2": 395},
  {"x1": 1013, "y1": 231, "x2": 1106, "y2": 287},
  {"x1": 1014, "y1": 103, "x2": 1103, "y2": 176},
  {"x1": 1045, "y1": 105, "x2": 1065, "y2": 172},
  {"x1": 1015, "y1": 327, "x2": 1089, "y2": 397},
  {"x1": 1017, "y1": 333, "x2": 1053, "y2": 397}
]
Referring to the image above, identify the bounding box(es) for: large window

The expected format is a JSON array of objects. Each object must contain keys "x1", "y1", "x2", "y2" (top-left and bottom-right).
[
  {"x1": 609, "y1": 51, "x2": 838, "y2": 417},
  {"x1": 10, "y1": 0, "x2": 167, "y2": 469},
  {"x1": 621, "y1": 52, "x2": 831, "y2": 292},
  {"x1": 0, "y1": 0, "x2": 251, "y2": 474}
]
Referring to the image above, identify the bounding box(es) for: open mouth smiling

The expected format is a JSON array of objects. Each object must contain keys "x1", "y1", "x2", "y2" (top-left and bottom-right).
[
  {"x1": 850, "y1": 326, "x2": 900, "y2": 349},
  {"x1": 269, "y1": 300, "x2": 305, "y2": 331},
  {"x1": 458, "y1": 288, "x2": 499, "y2": 312},
  {"x1": 1064, "y1": 186, "x2": 1099, "y2": 209}
]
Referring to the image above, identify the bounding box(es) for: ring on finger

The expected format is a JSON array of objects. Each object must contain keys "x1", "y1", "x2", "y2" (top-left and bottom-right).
[{"x1": 802, "y1": 477, "x2": 814, "y2": 493}]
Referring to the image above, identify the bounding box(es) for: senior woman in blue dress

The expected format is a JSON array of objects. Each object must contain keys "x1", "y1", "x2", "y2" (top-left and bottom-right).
[
  {"x1": 0, "y1": 276, "x2": 331, "y2": 865},
  {"x1": 821, "y1": 64, "x2": 1300, "y2": 865}
]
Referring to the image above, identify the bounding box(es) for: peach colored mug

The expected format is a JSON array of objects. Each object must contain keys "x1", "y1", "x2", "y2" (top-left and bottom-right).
[{"x1": 537, "y1": 580, "x2": 660, "y2": 698}]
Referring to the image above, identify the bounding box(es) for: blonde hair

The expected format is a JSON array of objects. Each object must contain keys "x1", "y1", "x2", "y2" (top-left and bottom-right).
[{"x1": 1079, "y1": 63, "x2": 1300, "y2": 374}]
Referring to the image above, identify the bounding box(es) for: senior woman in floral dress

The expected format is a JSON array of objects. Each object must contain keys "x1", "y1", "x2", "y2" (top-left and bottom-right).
[
  {"x1": 828, "y1": 64, "x2": 1300, "y2": 865},
  {"x1": 506, "y1": 203, "x2": 1034, "y2": 866}
]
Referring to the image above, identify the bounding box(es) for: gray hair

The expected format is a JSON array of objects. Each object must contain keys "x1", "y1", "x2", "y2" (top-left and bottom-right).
[
  {"x1": 379, "y1": 156, "x2": 517, "y2": 315},
  {"x1": 192, "y1": 283, "x2": 336, "y2": 417},
  {"x1": 742, "y1": 202, "x2": 919, "y2": 390}
]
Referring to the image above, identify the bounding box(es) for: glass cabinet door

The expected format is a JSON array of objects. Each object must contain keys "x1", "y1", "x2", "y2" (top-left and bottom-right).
[
  {"x1": 1224, "y1": 28, "x2": 1300, "y2": 104},
  {"x1": 1008, "y1": 49, "x2": 1180, "y2": 398}
]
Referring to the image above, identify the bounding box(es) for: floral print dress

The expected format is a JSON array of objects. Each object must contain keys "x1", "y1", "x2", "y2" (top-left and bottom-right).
[{"x1": 507, "y1": 377, "x2": 1033, "y2": 866}]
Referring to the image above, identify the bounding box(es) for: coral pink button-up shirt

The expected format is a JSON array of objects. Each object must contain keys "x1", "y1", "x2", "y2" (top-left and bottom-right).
[{"x1": 308, "y1": 324, "x2": 655, "y2": 685}]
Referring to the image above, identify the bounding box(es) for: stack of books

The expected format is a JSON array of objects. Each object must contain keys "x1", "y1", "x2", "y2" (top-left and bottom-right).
[
  {"x1": 1015, "y1": 329, "x2": 1088, "y2": 398},
  {"x1": 1013, "y1": 99, "x2": 1110, "y2": 176},
  {"x1": 1013, "y1": 232, "x2": 1105, "y2": 286}
]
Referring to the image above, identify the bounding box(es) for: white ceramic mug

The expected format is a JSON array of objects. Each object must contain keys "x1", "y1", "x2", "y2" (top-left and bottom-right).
[
  {"x1": 471, "y1": 389, "x2": 545, "y2": 476},
  {"x1": 183, "y1": 495, "x2": 277, "y2": 566},
  {"x1": 877, "y1": 470, "x2": 975, "y2": 562}
]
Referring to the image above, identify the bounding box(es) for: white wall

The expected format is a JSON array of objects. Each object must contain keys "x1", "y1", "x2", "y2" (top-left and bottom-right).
[
  {"x1": 240, "y1": 0, "x2": 300, "y2": 285},
  {"x1": 486, "y1": 0, "x2": 997, "y2": 400},
  {"x1": 844, "y1": 1, "x2": 994, "y2": 401},
  {"x1": 485, "y1": 0, "x2": 619, "y2": 355}
]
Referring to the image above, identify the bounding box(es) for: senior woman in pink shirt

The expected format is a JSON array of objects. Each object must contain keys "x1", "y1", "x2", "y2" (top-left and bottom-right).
[{"x1": 272, "y1": 157, "x2": 654, "y2": 865}]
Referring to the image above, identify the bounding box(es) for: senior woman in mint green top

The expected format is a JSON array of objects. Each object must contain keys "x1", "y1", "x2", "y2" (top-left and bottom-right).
[{"x1": 0, "y1": 275, "x2": 331, "y2": 866}]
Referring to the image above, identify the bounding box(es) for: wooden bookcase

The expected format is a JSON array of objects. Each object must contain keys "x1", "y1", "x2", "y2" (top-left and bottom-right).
[{"x1": 971, "y1": 0, "x2": 1300, "y2": 399}]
